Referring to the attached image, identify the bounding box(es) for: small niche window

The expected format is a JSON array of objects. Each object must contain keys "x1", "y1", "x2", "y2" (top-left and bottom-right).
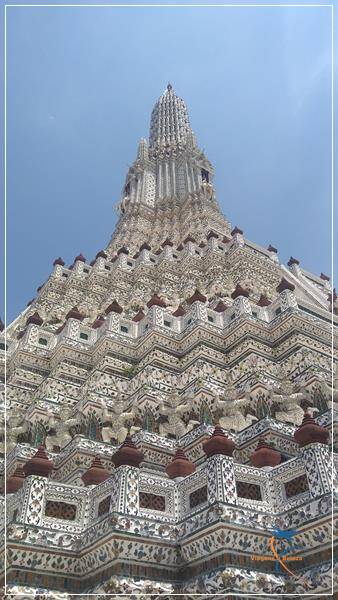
[
  {"x1": 313, "y1": 388, "x2": 328, "y2": 413},
  {"x1": 143, "y1": 410, "x2": 156, "y2": 433},
  {"x1": 252, "y1": 311, "x2": 258, "y2": 318},
  {"x1": 275, "y1": 307, "x2": 282, "y2": 316},
  {"x1": 0, "y1": 343, "x2": 8, "y2": 351},
  {"x1": 120, "y1": 325, "x2": 129, "y2": 334},
  {"x1": 150, "y1": 258, "x2": 156, "y2": 263},
  {"x1": 164, "y1": 320, "x2": 172, "y2": 328},
  {"x1": 139, "y1": 492, "x2": 165, "y2": 512},
  {"x1": 104, "y1": 266, "x2": 110, "y2": 271},
  {"x1": 189, "y1": 485, "x2": 207, "y2": 508},
  {"x1": 38, "y1": 337, "x2": 47, "y2": 346},
  {"x1": 187, "y1": 318, "x2": 192, "y2": 325},
  {"x1": 284, "y1": 474, "x2": 309, "y2": 498},
  {"x1": 201, "y1": 168, "x2": 209, "y2": 183},
  {"x1": 79, "y1": 332, "x2": 88, "y2": 340},
  {"x1": 127, "y1": 261, "x2": 133, "y2": 267},
  {"x1": 200, "y1": 401, "x2": 213, "y2": 425},
  {"x1": 45, "y1": 500, "x2": 77, "y2": 521},
  {"x1": 33, "y1": 422, "x2": 47, "y2": 447},
  {"x1": 62, "y1": 273, "x2": 68, "y2": 278},
  {"x1": 207, "y1": 315, "x2": 214, "y2": 323},
  {"x1": 83, "y1": 268, "x2": 89, "y2": 273},
  {"x1": 236, "y1": 481, "x2": 262, "y2": 501},
  {"x1": 230, "y1": 313, "x2": 236, "y2": 321},
  {"x1": 256, "y1": 398, "x2": 269, "y2": 419},
  {"x1": 98, "y1": 496, "x2": 111, "y2": 517},
  {"x1": 87, "y1": 415, "x2": 101, "y2": 441}
]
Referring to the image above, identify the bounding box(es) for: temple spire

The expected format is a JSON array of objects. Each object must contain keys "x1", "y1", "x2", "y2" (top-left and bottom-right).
[{"x1": 149, "y1": 83, "x2": 195, "y2": 150}]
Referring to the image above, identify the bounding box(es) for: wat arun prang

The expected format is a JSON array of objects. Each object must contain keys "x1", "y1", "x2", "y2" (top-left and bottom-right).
[{"x1": 2, "y1": 84, "x2": 337, "y2": 597}]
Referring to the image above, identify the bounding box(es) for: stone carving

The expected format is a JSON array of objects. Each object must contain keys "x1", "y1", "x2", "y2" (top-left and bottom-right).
[
  {"x1": 215, "y1": 390, "x2": 257, "y2": 432},
  {"x1": 6, "y1": 408, "x2": 29, "y2": 451},
  {"x1": 272, "y1": 377, "x2": 315, "y2": 425},
  {"x1": 158, "y1": 392, "x2": 200, "y2": 438},
  {"x1": 99, "y1": 398, "x2": 139, "y2": 444},
  {"x1": 45, "y1": 406, "x2": 81, "y2": 451}
]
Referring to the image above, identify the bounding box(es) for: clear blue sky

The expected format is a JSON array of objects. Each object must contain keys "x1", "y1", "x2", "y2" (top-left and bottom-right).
[{"x1": 4, "y1": 3, "x2": 333, "y2": 323}]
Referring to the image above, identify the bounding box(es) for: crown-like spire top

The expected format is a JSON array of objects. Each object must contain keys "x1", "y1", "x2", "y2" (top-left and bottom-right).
[{"x1": 149, "y1": 84, "x2": 195, "y2": 150}]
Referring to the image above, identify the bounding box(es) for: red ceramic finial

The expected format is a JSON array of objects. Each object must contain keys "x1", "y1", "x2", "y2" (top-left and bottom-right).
[
  {"x1": 267, "y1": 244, "x2": 278, "y2": 253},
  {"x1": 250, "y1": 438, "x2": 281, "y2": 468},
  {"x1": 257, "y1": 294, "x2": 271, "y2": 307},
  {"x1": 207, "y1": 230, "x2": 219, "y2": 240},
  {"x1": 6, "y1": 466, "x2": 26, "y2": 494},
  {"x1": 161, "y1": 239, "x2": 173, "y2": 248},
  {"x1": 214, "y1": 300, "x2": 227, "y2": 313},
  {"x1": 140, "y1": 242, "x2": 152, "y2": 251},
  {"x1": 105, "y1": 300, "x2": 123, "y2": 315},
  {"x1": 276, "y1": 278, "x2": 295, "y2": 293},
  {"x1": 74, "y1": 253, "x2": 86, "y2": 263},
  {"x1": 65, "y1": 306, "x2": 84, "y2": 321},
  {"x1": 23, "y1": 446, "x2": 54, "y2": 478},
  {"x1": 166, "y1": 447, "x2": 196, "y2": 479},
  {"x1": 26, "y1": 312, "x2": 43, "y2": 326},
  {"x1": 111, "y1": 435, "x2": 143, "y2": 468},
  {"x1": 147, "y1": 294, "x2": 166, "y2": 308},
  {"x1": 288, "y1": 256, "x2": 300, "y2": 267},
  {"x1": 172, "y1": 305, "x2": 186, "y2": 317},
  {"x1": 231, "y1": 284, "x2": 249, "y2": 299},
  {"x1": 294, "y1": 411, "x2": 329, "y2": 447},
  {"x1": 231, "y1": 226, "x2": 243, "y2": 236},
  {"x1": 92, "y1": 315, "x2": 105, "y2": 329},
  {"x1": 117, "y1": 246, "x2": 129, "y2": 256},
  {"x1": 132, "y1": 309, "x2": 145, "y2": 322},
  {"x1": 53, "y1": 257, "x2": 65, "y2": 266},
  {"x1": 203, "y1": 425, "x2": 235, "y2": 458},
  {"x1": 186, "y1": 290, "x2": 207, "y2": 304},
  {"x1": 183, "y1": 235, "x2": 196, "y2": 244},
  {"x1": 82, "y1": 456, "x2": 110, "y2": 486}
]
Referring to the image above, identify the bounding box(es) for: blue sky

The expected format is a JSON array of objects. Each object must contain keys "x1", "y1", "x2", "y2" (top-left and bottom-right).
[{"x1": 3, "y1": 3, "x2": 333, "y2": 323}]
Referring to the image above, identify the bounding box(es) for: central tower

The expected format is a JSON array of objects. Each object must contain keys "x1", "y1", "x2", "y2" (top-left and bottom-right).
[
  {"x1": 3, "y1": 84, "x2": 335, "y2": 598},
  {"x1": 108, "y1": 84, "x2": 230, "y2": 254}
]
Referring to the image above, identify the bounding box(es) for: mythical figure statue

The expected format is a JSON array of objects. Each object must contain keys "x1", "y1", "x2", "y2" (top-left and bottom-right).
[
  {"x1": 271, "y1": 378, "x2": 316, "y2": 425},
  {"x1": 215, "y1": 394, "x2": 257, "y2": 432},
  {"x1": 45, "y1": 405, "x2": 81, "y2": 451},
  {"x1": 158, "y1": 392, "x2": 199, "y2": 438},
  {"x1": 99, "y1": 399, "x2": 139, "y2": 444},
  {"x1": 6, "y1": 408, "x2": 30, "y2": 451}
]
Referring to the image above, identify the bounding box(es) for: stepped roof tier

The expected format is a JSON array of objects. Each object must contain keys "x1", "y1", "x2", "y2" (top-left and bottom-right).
[{"x1": 1, "y1": 84, "x2": 337, "y2": 597}]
